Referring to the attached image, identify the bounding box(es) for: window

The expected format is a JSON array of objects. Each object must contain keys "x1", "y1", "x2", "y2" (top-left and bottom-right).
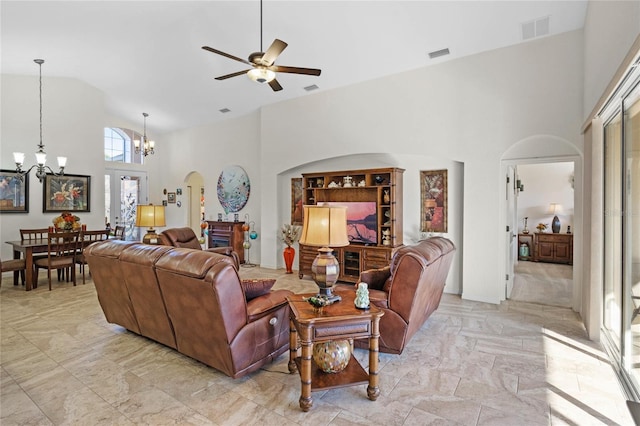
[{"x1": 104, "y1": 127, "x2": 143, "y2": 164}]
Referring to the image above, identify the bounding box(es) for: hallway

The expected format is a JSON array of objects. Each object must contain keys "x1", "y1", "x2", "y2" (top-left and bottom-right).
[{"x1": 511, "y1": 261, "x2": 573, "y2": 308}]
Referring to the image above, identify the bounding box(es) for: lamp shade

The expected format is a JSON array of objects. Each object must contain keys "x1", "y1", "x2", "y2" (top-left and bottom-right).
[
  {"x1": 299, "y1": 205, "x2": 349, "y2": 248},
  {"x1": 135, "y1": 205, "x2": 166, "y2": 228}
]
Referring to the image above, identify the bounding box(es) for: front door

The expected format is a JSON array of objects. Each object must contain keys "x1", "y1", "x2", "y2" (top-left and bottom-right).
[{"x1": 105, "y1": 169, "x2": 147, "y2": 241}]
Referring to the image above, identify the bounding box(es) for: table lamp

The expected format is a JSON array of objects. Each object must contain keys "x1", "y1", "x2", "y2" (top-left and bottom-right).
[
  {"x1": 549, "y1": 203, "x2": 562, "y2": 234},
  {"x1": 135, "y1": 204, "x2": 166, "y2": 244},
  {"x1": 299, "y1": 205, "x2": 349, "y2": 302}
]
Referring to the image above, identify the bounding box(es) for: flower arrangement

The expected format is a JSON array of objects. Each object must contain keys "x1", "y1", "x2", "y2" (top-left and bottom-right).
[
  {"x1": 280, "y1": 224, "x2": 301, "y2": 247},
  {"x1": 536, "y1": 223, "x2": 548, "y2": 233},
  {"x1": 53, "y1": 212, "x2": 81, "y2": 231}
]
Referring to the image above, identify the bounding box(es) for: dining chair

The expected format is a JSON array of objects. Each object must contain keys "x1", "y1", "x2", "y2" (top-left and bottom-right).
[
  {"x1": 34, "y1": 231, "x2": 81, "y2": 290},
  {"x1": 76, "y1": 229, "x2": 110, "y2": 284},
  {"x1": 0, "y1": 258, "x2": 26, "y2": 287},
  {"x1": 113, "y1": 225, "x2": 125, "y2": 240},
  {"x1": 20, "y1": 227, "x2": 52, "y2": 284}
]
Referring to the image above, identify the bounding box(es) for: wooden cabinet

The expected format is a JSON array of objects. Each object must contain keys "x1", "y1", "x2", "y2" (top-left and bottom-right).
[
  {"x1": 206, "y1": 221, "x2": 245, "y2": 264},
  {"x1": 532, "y1": 233, "x2": 573, "y2": 265},
  {"x1": 298, "y1": 167, "x2": 404, "y2": 283}
]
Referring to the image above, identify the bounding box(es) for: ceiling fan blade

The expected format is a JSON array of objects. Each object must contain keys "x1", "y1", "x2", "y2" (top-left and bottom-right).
[
  {"x1": 261, "y1": 39, "x2": 288, "y2": 66},
  {"x1": 268, "y1": 78, "x2": 283, "y2": 92},
  {"x1": 215, "y1": 69, "x2": 251, "y2": 80},
  {"x1": 202, "y1": 46, "x2": 252, "y2": 66},
  {"x1": 271, "y1": 65, "x2": 321, "y2": 76}
]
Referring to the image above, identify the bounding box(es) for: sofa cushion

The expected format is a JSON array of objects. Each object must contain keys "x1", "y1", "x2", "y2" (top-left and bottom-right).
[{"x1": 242, "y1": 278, "x2": 276, "y2": 300}]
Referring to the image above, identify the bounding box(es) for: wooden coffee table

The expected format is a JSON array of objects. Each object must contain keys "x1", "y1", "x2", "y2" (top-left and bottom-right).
[{"x1": 287, "y1": 289, "x2": 384, "y2": 411}]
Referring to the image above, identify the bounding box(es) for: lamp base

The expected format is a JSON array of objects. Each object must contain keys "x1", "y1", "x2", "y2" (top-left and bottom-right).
[
  {"x1": 551, "y1": 215, "x2": 561, "y2": 233},
  {"x1": 311, "y1": 248, "x2": 342, "y2": 303},
  {"x1": 142, "y1": 228, "x2": 161, "y2": 245}
]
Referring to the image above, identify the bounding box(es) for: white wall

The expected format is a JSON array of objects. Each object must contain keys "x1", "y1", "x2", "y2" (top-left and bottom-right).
[
  {"x1": 516, "y1": 162, "x2": 575, "y2": 234},
  {"x1": 583, "y1": 0, "x2": 640, "y2": 121},
  {"x1": 258, "y1": 29, "x2": 584, "y2": 304}
]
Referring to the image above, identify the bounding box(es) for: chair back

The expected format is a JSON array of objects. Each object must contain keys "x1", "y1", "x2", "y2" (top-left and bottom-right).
[
  {"x1": 161, "y1": 227, "x2": 202, "y2": 250},
  {"x1": 81, "y1": 229, "x2": 111, "y2": 246},
  {"x1": 113, "y1": 226, "x2": 125, "y2": 240},
  {"x1": 46, "y1": 231, "x2": 80, "y2": 264},
  {"x1": 20, "y1": 228, "x2": 49, "y2": 242}
]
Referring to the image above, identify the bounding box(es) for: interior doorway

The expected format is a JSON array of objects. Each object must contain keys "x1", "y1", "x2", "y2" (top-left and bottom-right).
[
  {"x1": 508, "y1": 161, "x2": 575, "y2": 307},
  {"x1": 185, "y1": 171, "x2": 205, "y2": 236}
]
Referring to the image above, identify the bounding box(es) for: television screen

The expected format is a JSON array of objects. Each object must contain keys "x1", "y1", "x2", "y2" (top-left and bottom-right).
[{"x1": 325, "y1": 201, "x2": 377, "y2": 244}]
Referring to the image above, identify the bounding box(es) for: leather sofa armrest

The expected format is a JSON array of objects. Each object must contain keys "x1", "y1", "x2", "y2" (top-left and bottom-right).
[
  {"x1": 246, "y1": 289, "x2": 293, "y2": 322},
  {"x1": 359, "y1": 266, "x2": 391, "y2": 291},
  {"x1": 205, "y1": 246, "x2": 240, "y2": 269}
]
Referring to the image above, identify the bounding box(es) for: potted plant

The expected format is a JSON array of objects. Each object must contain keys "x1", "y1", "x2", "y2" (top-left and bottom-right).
[
  {"x1": 280, "y1": 224, "x2": 301, "y2": 274},
  {"x1": 536, "y1": 223, "x2": 548, "y2": 233}
]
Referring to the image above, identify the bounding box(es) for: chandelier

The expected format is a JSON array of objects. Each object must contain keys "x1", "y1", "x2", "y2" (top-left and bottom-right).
[
  {"x1": 13, "y1": 59, "x2": 67, "y2": 183},
  {"x1": 134, "y1": 112, "x2": 155, "y2": 157}
]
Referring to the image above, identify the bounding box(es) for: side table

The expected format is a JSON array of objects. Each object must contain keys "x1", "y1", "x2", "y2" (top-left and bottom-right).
[{"x1": 287, "y1": 290, "x2": 384, "y2": 411}]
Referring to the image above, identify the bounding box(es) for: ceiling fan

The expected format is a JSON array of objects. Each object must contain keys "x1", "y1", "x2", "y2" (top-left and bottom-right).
[{"x1": 201, "y1": 0, "x2": 321, "y2": 92}]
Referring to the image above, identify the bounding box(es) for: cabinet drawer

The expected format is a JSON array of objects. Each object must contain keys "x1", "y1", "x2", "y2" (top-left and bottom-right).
[{"x1": 537, "y1": 234, "x2": 571, "y2": 243}]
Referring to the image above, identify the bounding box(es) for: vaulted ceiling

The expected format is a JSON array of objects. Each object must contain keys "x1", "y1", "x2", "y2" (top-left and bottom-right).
[{"x1": 1, "y1": 1, "x2": 588, "y2": 134}]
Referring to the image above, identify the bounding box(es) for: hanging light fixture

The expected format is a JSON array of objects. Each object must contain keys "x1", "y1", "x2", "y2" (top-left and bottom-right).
[
  {"x1": 13, "y1": 59, "x2": 67, "y2": 183},
  {"x1": 133, "y1": 112, "x2": 155, "y2": 157}
]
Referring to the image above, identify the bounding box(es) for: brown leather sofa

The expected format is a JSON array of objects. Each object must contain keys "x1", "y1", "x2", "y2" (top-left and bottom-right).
[
  {"x1": 85, "y1": 240, "x2": 292, "y2": 378},
  {"x1": 160, "y1": 226, "x2": 240, "y2": 268},
  {"x1": 341, "y1": 237, "x2": 455, "y2": 354}
]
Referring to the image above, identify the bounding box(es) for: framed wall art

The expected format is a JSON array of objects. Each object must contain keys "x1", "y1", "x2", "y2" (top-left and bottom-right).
[
  {"x1": 167, "y1": 192, "x2": 176, "y2": 203},
  {"x1": 0, "y1": 170, "x2": 29, "y2": 213},
  {"x1": 291, "y1": 177, "x2": 303, "y2": 225},
  {"x1": 420, "y1": 169, "x2": 448, "y2": 233},
  {"x1": 43, "y1": 173, "x2": 90, "y2": 213}
]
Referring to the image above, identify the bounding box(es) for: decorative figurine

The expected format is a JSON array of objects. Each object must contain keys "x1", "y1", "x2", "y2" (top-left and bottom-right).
[{"x1": 354, "y1": 282, "x2": 370, "y2": 309}]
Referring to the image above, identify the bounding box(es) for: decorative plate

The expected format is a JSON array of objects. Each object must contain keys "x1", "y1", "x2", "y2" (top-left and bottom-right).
[{"x1": 217, "y1": 165, "x2": 250, "y2": 213}]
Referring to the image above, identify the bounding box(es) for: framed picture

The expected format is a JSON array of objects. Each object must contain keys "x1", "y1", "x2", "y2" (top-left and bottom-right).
[
  {"x1": 0, "y1": 170, "x2": 29, "y2": 213},
  {"x1": 291, "y1": 177, "x2": 303, "y2": 225},
  {"x1": 167, "y1": 192, "x2": 176, "y2": 203},
  {"x1": 43, "y1": 173, "x2": 90, "y2": 213},
  {"x1": 420, "y1": 169, "x2": 448, "y2": 233}
]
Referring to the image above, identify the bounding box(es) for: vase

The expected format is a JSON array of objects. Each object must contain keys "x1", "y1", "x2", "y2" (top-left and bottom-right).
[
  {"x1": 313, "y1": 340, "x2": 351, "y2": 373},
  {"x1": 283, "y1": 246, "x2": 295, "y2": 274}
]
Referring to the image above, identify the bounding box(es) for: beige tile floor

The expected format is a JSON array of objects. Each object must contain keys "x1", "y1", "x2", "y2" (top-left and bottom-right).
[{"x1": 0, "y1": 265, "x2": 633, "y2": 425}]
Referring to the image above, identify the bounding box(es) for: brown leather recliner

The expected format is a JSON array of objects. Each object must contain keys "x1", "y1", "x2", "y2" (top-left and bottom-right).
[
  {"x1": 161, "y1": 227, "x2": 240, "y2": 269},
  {"x1": 342, "y1": 237, "x2": 455, "y2": 355},
  {"x1": 85, "y1": 240, "x2": 292, "y2": 379}
]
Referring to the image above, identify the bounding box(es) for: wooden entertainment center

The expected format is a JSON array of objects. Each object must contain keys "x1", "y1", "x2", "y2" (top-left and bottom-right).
[{"x1": 298, "y1": 167, "x2": 404, "y2": 283}]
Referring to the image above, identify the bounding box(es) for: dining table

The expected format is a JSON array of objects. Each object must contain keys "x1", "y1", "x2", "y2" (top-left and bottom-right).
[{"x1": 6, "y1": 239, "x2": 49, "y2": 291}]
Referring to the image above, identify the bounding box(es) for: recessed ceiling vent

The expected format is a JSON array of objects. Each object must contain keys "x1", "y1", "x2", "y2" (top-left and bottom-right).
[
  {"x1": 219, "y1": 108, "x2": 231, "y2": 113},
  {"x1": 304, "y1": 84, "x2": 319, "y2": 92},
  {"x1": 428, "y1": 48, "x2": 450, "y2": 59},
  {"x1": 522, "y1": 16, "x2": 550, "y2": 40}
]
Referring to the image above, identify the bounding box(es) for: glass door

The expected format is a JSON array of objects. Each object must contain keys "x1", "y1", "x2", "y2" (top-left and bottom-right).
[
  {"x1": 624, "y1": 83, "x2": 640, "y2": 390},
  {"x1": 105, "y1": 169, "x2": 147, "y2": 241}
]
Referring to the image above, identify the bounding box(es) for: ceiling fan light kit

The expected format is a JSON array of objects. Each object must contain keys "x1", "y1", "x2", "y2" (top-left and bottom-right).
[
  {"x1": 248, "y1": 67, "x2": 276, "y2": 83},
  {"x1": 202, "y1": 0, "x2": 320, "y2": 92}
]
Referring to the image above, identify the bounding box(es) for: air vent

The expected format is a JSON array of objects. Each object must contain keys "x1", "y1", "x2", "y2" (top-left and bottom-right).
[
  {"x1": 219, "y1": 108, "x2": 231, "y2": 113},
  {"x1": 304, "y1": 84, "x2": 319, "y2": 92},
  {"x1": 522, "y1": 16, "x2": 550, "y2": 40},
  {"x1": 428, "y1": 48, "x2": 450, "y2": 59}
]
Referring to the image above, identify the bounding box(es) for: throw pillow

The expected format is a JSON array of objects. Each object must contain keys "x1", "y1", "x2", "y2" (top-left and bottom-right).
[{"x1": 241, "y1": 278, "x2": 276, "y2": 300}]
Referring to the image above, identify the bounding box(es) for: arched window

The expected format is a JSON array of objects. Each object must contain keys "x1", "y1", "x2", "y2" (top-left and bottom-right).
[{"x1": 104, "y1": 127, "x2": 143, "y2": 164}]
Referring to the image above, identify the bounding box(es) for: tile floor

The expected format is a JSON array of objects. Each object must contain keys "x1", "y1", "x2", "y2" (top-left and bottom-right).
[{"x1": 0, "y1": 266, "x2": 633, "y2": 425}]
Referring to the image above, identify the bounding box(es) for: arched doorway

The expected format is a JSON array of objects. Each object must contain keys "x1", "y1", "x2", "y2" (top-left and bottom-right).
[
  {"x1": 500, "y1": 135, "x2": 583, "y2": 312},
  {"x1": 185, "y1": 171, "x2": 205, "y2": 236}
]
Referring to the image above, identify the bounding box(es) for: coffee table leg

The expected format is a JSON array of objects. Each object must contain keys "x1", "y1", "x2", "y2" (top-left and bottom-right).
[
  {"x1": 299, "y1": 341, "x2": 313, "y2": 411},
  {"x1": 367, "y1": 318, "x2": 381, "y2": 401},
  {"x1": 288, "y1": 318, "x2": 297, "y2": 374}
]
